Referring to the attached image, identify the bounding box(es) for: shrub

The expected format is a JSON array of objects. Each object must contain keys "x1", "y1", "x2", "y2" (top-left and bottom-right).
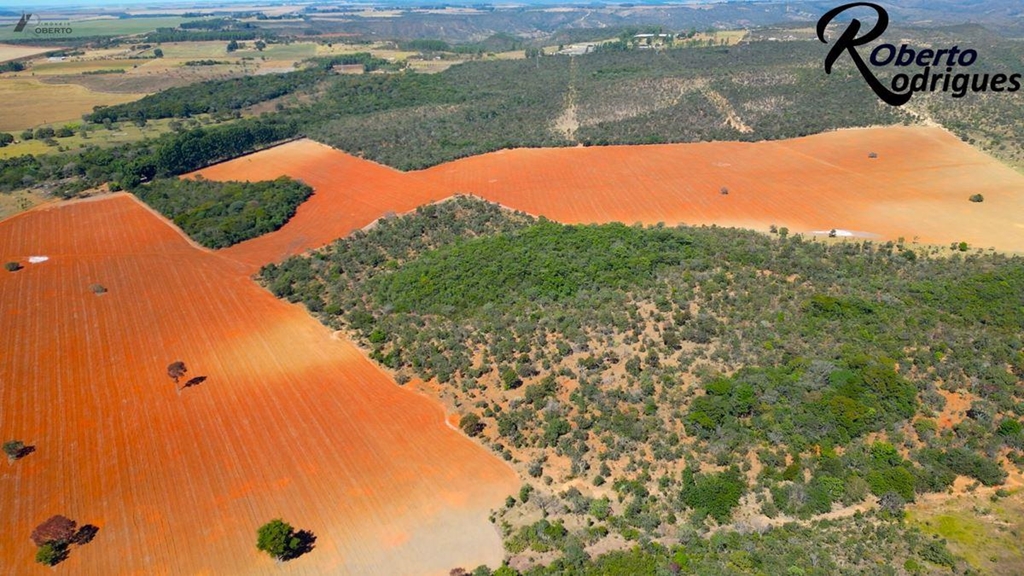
[
  {"x1": 35, "y1": 543, "x2": 66, "y2": 566},
  {"x1": 969, "y1": 194, "x2": 984, "y2": 203},
  {"x1": 460, "y1": 413, "x2": 484, "y2": 437},
  {"x1": 34, "y1": 127, "x2": 55, "y2": 140},
  {"x1": 997, "y1": 418, "x2": 1022, "y2": 437},
  {"x1": 3, "y1": 439, "x2": 27, "y2": 460},
  {"x1": 922, "y1": 448, "x2": 1007, "y2": 486},
  {"x1": 867, "y1": 467, "x2": 916, "y2": 500},
  {"x1": 681, "y1": 467, "x2": 745, "y2": 523},
  {"x1": 919, "y1": 539, "x2": 956, "y2": 568}
]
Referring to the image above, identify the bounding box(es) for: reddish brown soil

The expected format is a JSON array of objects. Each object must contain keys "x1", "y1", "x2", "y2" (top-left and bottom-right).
[
  {"x1": 421, "y1": 126, "x2": 1024, "y2": 250},
  {"x1": 194, "y1": 140, "x2": 449, "y2": 272},
  {"x1": 4, "y1": 125, "x2": 1023, "y2": 574},
  {"x1": 0, "y1": 194, "x2": 516, "y2": 575},
  {"x1": 198, "y1": 127, "x2": 1024, "y2": 270}
]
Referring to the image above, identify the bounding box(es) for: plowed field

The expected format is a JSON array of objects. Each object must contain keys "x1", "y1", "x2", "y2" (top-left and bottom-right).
[
  {"x1": 194, "y1": 140, "x2": 448, "y2": 272},
  {"x1": 4, "y1": 123, "x2": 1023, "y2": 575},
  {"x1": 197, "y1": 127, "x2": 1024, "y2": 270},
  {"x1": 0, "y1": 195, "x2": 516, "y2": 575},
  {"x1": 421, "y1": 126, "x2": 1024, "y2": 252}
]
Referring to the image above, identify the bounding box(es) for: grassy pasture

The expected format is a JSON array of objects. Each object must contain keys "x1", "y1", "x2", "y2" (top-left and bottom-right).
[
  {"x1": 910, "y1": 490, "x2": 1024, "y2": 574},
  {"x1": 28, "y1": 59, "x2": 132, "y2": 75},
  {"x1": 0, "y1": 78, "x2": 142, "y2": 131},
  {"x1": 0, "y1": 117, "x2": 186, "y2": 159}
]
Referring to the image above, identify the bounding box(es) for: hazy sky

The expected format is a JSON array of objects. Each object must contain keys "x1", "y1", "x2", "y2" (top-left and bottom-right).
[{"x1": 3, "y1": 0, "x2": 722, "y2": 11}]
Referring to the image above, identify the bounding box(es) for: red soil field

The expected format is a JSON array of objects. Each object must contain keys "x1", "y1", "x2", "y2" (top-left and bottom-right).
[
  {"x1": 197, "y1": 127, "x2": 1024, "y2": 270},
  {"x1": 4, "y1": 124, "x2": 1022, "y2": 574},
  {"x1": 423, "y1": 126, "x2": 1024, "y2": 251},
  {"x1": 194, "y1": 140, "x2": 449, "y2": 272},
  {"x1": 0, "y1": 195, "x2": 517, "y2": 575}
]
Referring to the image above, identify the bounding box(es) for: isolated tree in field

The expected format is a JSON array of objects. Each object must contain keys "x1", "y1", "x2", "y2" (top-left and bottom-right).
[
  {"x1": 153, "y1": 48, "x2": 163, "y2": 58},
  {"x1": 30, "y1": 516, "x2": 96, "y2": 566},
  {"x1": 167, "y1": 361, "x2": 187, "y2": 384},
  {"x1": 4, "y1": 261, "x2": 22, "y2": 272},
  {"x1": 256, "y1": 519, "x2": 315, "y2": 561},
  {"x1": 31, "y1": 515, "x2": 77, "y2": 547},
  {"x1": 227, "y1": 40, "x2": 240, "y2": 53},
  {"x1": 255, "y1": 40, "x2": 267, "y2": 51},
  {"x1": 969, "y1": 194, "x2": 984, "y2": 203},
  {"x1": 4, "y1": 439, "x2": 28, "y2": 461}
]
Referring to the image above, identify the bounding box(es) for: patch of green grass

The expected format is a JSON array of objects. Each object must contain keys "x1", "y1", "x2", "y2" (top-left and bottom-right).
[
  {"x1": 144, "y1": 41, "x2": 232, "y2": 60},
  {"x1": 911, "y1": 494, "x2": 1024, "y2": 574},
  {"x1": 27, "y1": 60, "x2": 130, "y2": 76},
  {"x1": 235, "y1": 42, "x2": 317, "y2": 60},
  {"x1": 927, "y1": 514, "x2": 985, "y2": 549}
]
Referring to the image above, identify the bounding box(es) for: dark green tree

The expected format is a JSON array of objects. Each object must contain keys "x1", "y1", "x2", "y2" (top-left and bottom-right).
[
  {"x1": 256, "y1": 519, "x2": 312, "y2": 561},
  {"x1": 3, "y1": 439, "x2": 27, "y2": 461}
]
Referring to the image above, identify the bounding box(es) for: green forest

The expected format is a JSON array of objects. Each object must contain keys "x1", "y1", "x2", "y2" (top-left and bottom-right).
[
  {"x1": 261, "y1": 197, "x2": 1023, "y2": 574},
  {"x1": 135, "y1": 176, "x2": 312, "y2": 248}
]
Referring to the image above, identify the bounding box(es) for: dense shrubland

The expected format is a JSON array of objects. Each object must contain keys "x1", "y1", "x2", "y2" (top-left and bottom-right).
[
  {"x1": 83, "y1": 53, "x2": 399, "y2": 124},
  {"x1": 136, "y1": 176, "x2": 312, "y2": 248},
  {"x1": 297, "y1": 44, "x2": 907, "y2": 168},
  {"x1": 262, "y1": 197, "x2": 1022, "y2": 572}
]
